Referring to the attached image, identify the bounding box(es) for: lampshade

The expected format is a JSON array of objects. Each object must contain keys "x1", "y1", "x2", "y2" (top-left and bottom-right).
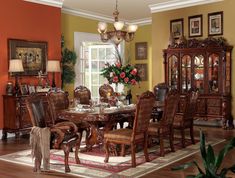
[
  {"x1": 9, "y1": 59, "x2": 24, "y2": 72},
  {"x1": 127, "y1": 25, "x2": 138, "y2": 33},
  {"x1": 47, "y1": 60, "x2": 60, "y2": 72}
]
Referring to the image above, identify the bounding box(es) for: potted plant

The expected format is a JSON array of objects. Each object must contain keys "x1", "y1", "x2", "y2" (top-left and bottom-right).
[
  {"x1": 61, "y1": 35, "x2": 77, "y2": 88},
  {"x1": 172, "y1": 130, "x2": 235, "y2": 178}
]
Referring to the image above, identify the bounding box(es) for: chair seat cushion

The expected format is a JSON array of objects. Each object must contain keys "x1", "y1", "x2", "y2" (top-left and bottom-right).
[
  {"x1": 104, "y1": 128, "x2": 144, "y2": 141},
  {"x1": 148, "y1": 122, "x2": 170, "y2": 134}
]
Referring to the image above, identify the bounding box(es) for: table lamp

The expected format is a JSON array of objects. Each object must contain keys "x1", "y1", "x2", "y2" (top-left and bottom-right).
[
  {"x1": 9, "y1": 59, "x2": 24, "y2": 96},
  {"x1": 47, "y1": 60, "x2": 61, "y2": 88}
]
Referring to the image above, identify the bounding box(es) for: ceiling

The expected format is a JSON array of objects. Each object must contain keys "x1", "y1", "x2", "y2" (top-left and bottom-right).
[{"x1": 25, "y1": 0, "x2": 223, "y2": 25}]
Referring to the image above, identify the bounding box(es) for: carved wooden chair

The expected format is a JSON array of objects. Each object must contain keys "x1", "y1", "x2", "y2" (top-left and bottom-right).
[
  {"x1": 26, "y1": 93, "x2": 80, "y2": 172},
  {"x1": 74, "y1": 85, "x2": 91, "y2": 105},
  {"x1": 148, "y1": 90, "x2": 180, "y2": 156},
  {"x1": 152, "y1": 83, "x2": 169, "y2": 122},
  {"x1": 173, "y1": 90, "x2": 198, "y2": 148},
  {"x1": 104, "y1": 91, "x2": 155, "y2": 167},
  {"x1": 99, "y1": 84, "x2": 114, "y2": 103}
]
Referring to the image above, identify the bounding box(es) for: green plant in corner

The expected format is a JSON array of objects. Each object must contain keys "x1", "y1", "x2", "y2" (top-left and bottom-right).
[
  {"x1": 61, "y1": 35, "x2": 77, "y2": 88},
  {"x1": 172, "y1": 130, "x2": 235, "y2": 178}
]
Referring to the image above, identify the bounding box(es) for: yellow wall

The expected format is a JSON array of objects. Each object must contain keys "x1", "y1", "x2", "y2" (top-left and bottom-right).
[
  {"x1": 61, "y1": 13, "x2": 152, "y2": 100},
  {"x1": 152, "y1": 0, "x2": 235, "y2": 116},
  {"x1": 129, "y1": 25, "x2": 152, "y2": 102}
]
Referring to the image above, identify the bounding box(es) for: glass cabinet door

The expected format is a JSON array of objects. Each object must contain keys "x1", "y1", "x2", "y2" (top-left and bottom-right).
[
  {"x1": 168, "y1": 55, "x2": 178, "y2": 89},
  {"x1": 181, "y1": 55, "x2": 192, "y2": 93},
  {"x1": 208, "y1": 53, "x2": 219, "y2": 93},
  {"x1": 194, "y1": 55, "x2": 204, "y2": 93}
]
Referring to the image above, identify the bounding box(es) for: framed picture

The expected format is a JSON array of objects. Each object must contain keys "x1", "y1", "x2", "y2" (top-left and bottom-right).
[
  {"x1": 20, "y1": 83, "x2": 28, "y2": 95},
  {"x1": 8, "y1": 39, "x2": 48, "y2": 76},
  {"x1": 208, "y1": 11, "x2": 223, "y2": 36},
  {"x1": 188, "y1": 15, "x2": 203, "y2": 38},
  {"x1": 135, "y1": 42, "x2": 147, "y2": 60},
  {"x1": 170, "y1": 18, "x2": 184, "y2": 39},
  {"x1": 135, "y1": 63, "x2": 148, "y2": 81},
  {"x1": 28, "y1": 85, "x2": 36, "y2": 94}
]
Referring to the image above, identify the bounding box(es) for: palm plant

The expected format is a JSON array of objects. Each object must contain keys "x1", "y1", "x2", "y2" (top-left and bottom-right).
[{"x1": 172, "y1": 130, "x2": 235, "y2": 178}]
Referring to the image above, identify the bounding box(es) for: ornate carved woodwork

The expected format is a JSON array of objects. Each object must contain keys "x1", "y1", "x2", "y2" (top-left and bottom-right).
[{"x1": 163, "y1": 37, "x2": 233, "y2": 129}]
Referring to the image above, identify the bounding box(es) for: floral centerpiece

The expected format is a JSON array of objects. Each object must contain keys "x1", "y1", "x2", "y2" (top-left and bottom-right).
[{"x1": 100, "y1": 62, "x2": 141, "y2": 86}]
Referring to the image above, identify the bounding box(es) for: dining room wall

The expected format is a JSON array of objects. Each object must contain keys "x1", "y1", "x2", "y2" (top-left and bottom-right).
[
  {"x1": 151, "y1": 0, "x2": 235, "y2": 117},
  {"x1": 0, "y1": 0, "x2": 61, "y2": 128}
]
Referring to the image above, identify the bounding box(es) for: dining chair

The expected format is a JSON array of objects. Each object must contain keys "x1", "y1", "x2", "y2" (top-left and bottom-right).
[
  {"x1": 99, "y1": 84, "x2": 114, "y2": 103},
  {"x1": 26, "y1": 93, "x2": 81, "y2": 172},
  {"x1": 151, "y1": 83, "x2": 169, "y2": 122},
  {"x1": 74, "y1": 85, "x2": 91, "y2": 105},
  {"x1": 104, "y1": 91, "x2": 155, "y2": 167},
  {"x1": 173, "y1": 89, "x2": 198, "y2": 147},
  {"x1": 148, "y1": 89, "x2": 180, "y2": 156}
]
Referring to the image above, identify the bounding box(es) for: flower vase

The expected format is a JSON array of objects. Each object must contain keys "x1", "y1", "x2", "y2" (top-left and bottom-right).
[{"x1": 112, "y1": 83, "x2": 124, "y2": 94}]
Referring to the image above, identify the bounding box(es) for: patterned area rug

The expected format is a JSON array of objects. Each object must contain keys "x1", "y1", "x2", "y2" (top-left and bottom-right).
[{"x1": 0, "y1": 137, "x2": 224, "y2": 178}]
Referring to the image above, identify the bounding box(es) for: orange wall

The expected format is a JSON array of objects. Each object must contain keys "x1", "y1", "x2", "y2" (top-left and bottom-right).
[{"x1": 0, "y1": 0, "x2": 61, "y2": 128}]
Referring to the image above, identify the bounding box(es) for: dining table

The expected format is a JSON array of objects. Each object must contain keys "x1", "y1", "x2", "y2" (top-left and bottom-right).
[{"x1": 59, "y1": 104, "x2": 136, "y2": 151}]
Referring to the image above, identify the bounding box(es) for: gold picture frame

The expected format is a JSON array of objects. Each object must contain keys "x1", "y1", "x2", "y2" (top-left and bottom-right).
[
  {"x1": 135, "y1": 63, "x2": 148, "y2": 81},
  {"x1": 135, "y1": 42, "x2": 147, "y2": 60},
  {"x1": 8, "y1": 39, "x2": 48, "y2": 76}
]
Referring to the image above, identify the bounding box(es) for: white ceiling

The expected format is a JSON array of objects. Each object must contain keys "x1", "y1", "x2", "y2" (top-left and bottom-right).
[{"x1": 25, "y1": 0, "x2": 223, "y2": 25}]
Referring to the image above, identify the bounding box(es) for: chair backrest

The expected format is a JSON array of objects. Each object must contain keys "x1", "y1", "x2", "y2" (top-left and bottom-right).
[
  {"x1": 26, "y1": 93, "x2": 53, "y2": 128},
  {"x1": 74, "y1": 86, "x2": 91, "y2": 105},
  {"x1": 153, "y1": 83, "x2": 168, "y2": 101},
  {"x1": 183, "y1": 90, "x2": 198, "y2": 121},
  {"x1": 47, "y1": 90, "x2": 69, "y2": 122},
  {"x1": 132, "y1": 91, "x2": 155, "y2": 135},
  {"x1": 99, "y1": 84, "x2": 114, "y2": 102},
  {"x1": 161, "y1": 89, "x2": 180, "y2": 125}
]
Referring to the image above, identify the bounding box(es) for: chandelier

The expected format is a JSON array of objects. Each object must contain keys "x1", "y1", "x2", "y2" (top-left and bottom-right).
[{"x1": 97, "y1": 0, "x2": 138, "y2": 46}]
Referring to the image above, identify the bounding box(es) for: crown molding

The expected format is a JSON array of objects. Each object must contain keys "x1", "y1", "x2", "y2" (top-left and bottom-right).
[
  {"x1": 62, "y1": 8, "x2": 151, "y2": 26},
  {"x1": 24, "y1": 0, "x2": 63, "y2": 8},
  {"x1": 149, "y1": 0, "x2": 224, "y2": 13}
]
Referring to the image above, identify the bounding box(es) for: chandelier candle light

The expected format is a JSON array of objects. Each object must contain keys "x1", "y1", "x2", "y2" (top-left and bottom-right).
[{"x1": 97, "y1": 0, "x2": 138, "y2": 46}]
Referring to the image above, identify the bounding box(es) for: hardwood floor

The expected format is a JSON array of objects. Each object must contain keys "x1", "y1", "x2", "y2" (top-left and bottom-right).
[{"x1": 0, "y1": 126, "x2": 235, "y2": 178}]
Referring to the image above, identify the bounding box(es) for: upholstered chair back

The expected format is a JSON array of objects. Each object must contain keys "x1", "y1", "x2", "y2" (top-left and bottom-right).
[{"x1": 74, "y1": 86, "x2": 91, "y2": 105}]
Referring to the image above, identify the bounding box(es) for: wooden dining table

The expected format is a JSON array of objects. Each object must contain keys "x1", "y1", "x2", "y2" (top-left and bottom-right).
[{"x1": 59, "y1": 105, "x2": 136, "y2": 151}]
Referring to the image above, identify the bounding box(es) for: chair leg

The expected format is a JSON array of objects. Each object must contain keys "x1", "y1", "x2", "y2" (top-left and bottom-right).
[
  {"x1": 104, "y1": 140, "x2": 110, "y2": 163},
  {"x1": 181, "y1": 129, "x2": 186, "y2": 148},
  {"x1": 190, "y1": 126, "x2": 195, "y2": 144},
  {"x1": 63, "y1": 145, "x2": 71, "y2": 172},
  {"x1": 75, "y1": 138, "x2": 81, "y2": 164},
  {"x1": 120, "y1": 144, "x2": 125, "y2": 157},
  {"x1": 169, "y1": 131, "x2": 175, "y2": 152},
  {"x1": 131, "y1": 143, "x2": 136, "y2": 167},
  {"x1": 144, "y1": 135, "x2": 150, "y2": 162},
  {"x1": 159, "y1": 135, "x2": 165, "y2": 157}
]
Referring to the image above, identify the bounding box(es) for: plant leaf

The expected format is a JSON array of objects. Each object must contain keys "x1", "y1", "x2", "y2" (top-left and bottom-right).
[
  {"x1": 206, "y1": 145, "x2": 216, "y2": 174},
  {"x1": 200, "y1": 131, "x2": 208, "y2": 171},
  {"x1": 215, "y1": 137, "x2": 235, "y2": 170}
]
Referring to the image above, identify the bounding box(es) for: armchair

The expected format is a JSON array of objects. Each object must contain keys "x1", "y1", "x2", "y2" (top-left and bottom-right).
[{"x1": 26, "y1": 93, "x2": 80, "y2": 172}]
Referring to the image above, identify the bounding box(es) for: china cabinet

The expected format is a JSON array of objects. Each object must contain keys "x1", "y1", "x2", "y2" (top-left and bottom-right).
[{"x1": 163, "y1": 38, "x2": 233, "y2": 128}]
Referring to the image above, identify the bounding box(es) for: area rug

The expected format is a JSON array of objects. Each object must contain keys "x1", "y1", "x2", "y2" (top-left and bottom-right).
[{"x1": 0, "y1": 137, "x2": 225, "y2": 178}]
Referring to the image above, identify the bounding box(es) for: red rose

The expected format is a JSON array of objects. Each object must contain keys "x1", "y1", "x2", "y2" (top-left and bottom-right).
[
  {"x1": 124, "y1": 77, "x2": 129, "y2": 83},
  {"x1": 131, "y1": 79, "x2": 137, "y2": 85},
  {"x1": 116, "y1": 62, "x2": 121, "y2": 68},
  {"x1": 113, "y1": 76, "x2": 119, "y2": 83},
  {"x1": 120, "y1": 72, "x2": 125, "y2": 78},
  {"x1": 130, "y1": 68, "x2": 137, "y2": 75}
]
